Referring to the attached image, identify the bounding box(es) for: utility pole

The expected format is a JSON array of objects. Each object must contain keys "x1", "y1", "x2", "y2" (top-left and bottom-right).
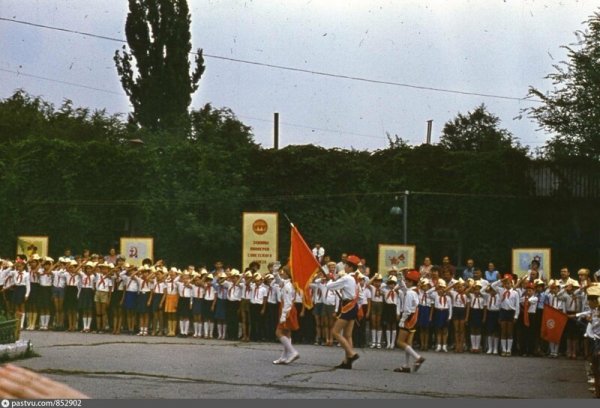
[
  {"x1": 274, "y1": 112, "x2": 279, "y2": 150},
  {"x1": 426, "y1": 120, "x2": 433, "y2": 144}
]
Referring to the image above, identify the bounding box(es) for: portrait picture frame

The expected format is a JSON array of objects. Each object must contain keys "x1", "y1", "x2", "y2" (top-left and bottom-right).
[
  {"x1": 120, "y1": 237, "x2": 154, "y2": 267},
  {"x1": 511, "y1": 248, "x2": 551, "y2": 279},
  {"x1": 378, "y1": 244, "x2": 416, "y2": 276},
  {"x1": 16, "y1": 236, "x2": 49, "y2": 259}
]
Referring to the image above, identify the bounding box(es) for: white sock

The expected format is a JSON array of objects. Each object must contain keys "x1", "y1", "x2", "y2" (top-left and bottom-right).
[
  {"x1": 371, "y1": 330, "x2": 376, "y2": 344},
  {"x1": 405, "y1": 351, "x2": 411, "y2": 366},
  {"x1": 507, "y1": 339, "x2": 513, "y2": 352},
  {"x1": 179, "y1": 320, "x2": 184, "y2": 334},
  {"x1": 222, "y1": 324, "x2": 227, "y2": 338},
  {"x1": 391, "y1": 331, "x2": 397, "y2": 348},
  {"x1": 20, "y1": 313, "x2": 25, "y2": 329},
  {"x1": 474, "y1": 335, "x2": 480, "y2": 349},
  {"x1": 280, "y1": 335, "x2": 297, "y2": 355},
  {"x1": 487, "y1": 337, "x2": 492, "y2": 351},
  {"x1": 494, "y1": 337, "x2": 499, "y2": 353},
  {"x1": 386, "y1": 330, "x2": 391, "y2": 346},
  {"x1": 209, "y1": 322, "x2": 214, "y2": 337},
  {"x1": 195, "y1": 322, "x2": 200, "y2": 335},
  {"x1": 377, "y1": 330, "x2": 382, "y2": 343},
  {"x1": 204, "y1": 322, "x2": 209, "y2": 336},
  {"x1": 405, "y1": 345, "x2": 420, "y2": 360},
  {"x1": 217, "y1": 324, "x2": 223, "y2": 338}
]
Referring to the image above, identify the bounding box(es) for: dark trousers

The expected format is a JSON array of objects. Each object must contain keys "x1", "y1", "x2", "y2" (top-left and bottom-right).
[
  {"x1": 265, "y1": 302, "x2": 279, "y2": 342},
  {"x1": 353, "y1": 305, "x2": 367, "y2": 347},
  {"x1": 520, "y1": 313, "x2": 536, "y2": 355},
  {"x1": 226, "y1": 301, "x2": 240, "y2": 340},
  {"x1": 250, "y1": 303, "x2": 265, "y2": 341}
]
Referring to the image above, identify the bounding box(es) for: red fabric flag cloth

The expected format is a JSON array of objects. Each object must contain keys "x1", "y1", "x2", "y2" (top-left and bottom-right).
[
  {"x1": 540, "y1": 304, "x2": 568, "y2": 343},
  {"x1": 289, "y1": 224, "x2": 321, "y2": 310}
]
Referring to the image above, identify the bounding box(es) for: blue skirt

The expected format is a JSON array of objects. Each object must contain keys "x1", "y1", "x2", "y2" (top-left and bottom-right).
[
  {"x1": 417, "y1": 305, "x2": 432, "y2": 328},
  {"x1": 214, "y1": 298, "x2": 226, "y2": 320},
  {"x1": 469, "y1": 309, "x2": 484, "y2": 329},
  {"x1": 433, "y1": 308, "x2": 450, "y2": 329},
  {"x1": 192, "y1": 297, "x2": 203, "y2": 316},
  {"x1": 123, "y1": 291, "x2": 138, "y2": 311},
  {"x1": 151, "y1": 294, "x2": 163, "y2": 312},
  {"x1": 486, "y1": 310, "x2": 500, "y2": 333},
  {"x1": 136, "y1": 292, "x2": 150, "y2": 314},
  {"x1": 12, "y1": 286, "x2": 27, "y2": 306}
]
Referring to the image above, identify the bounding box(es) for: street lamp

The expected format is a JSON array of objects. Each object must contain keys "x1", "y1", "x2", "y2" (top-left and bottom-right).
[{"x1": 390, "y1": 190, "x2": 409, "y2": 244}]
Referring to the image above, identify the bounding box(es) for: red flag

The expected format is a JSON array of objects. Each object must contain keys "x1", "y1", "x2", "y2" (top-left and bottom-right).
[
  {"x1": 289, "y1": 224, "x2": 321, "y2": 310},
  {"x1": 540, "y1": 304, "x2": 568, "y2": 343}
]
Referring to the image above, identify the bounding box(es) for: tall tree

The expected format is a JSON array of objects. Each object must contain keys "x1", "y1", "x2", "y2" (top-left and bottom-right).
[
  {"x1": 526, "y1": 11, "x2": 600, "y2": 161},
  {"x1": 439, "y1": 104, "x2": 524, "y2": 153},
  {"x1": 114, "y1": 0, "x2": 205, "y2": 131}
]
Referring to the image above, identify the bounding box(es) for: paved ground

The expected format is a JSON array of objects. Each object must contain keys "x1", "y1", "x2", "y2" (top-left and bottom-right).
[{"x1": 11, "y1": 332, "x2": 593, "y2": 399}]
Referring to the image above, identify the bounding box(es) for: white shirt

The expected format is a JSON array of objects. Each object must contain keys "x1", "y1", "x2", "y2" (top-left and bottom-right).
[
  {"x1": 266, "y1": 282, "x2": 279, "y2": 304},
  {"x1": 204, "y1": 284, "x2": 216, "y2": 301},
  {"x1": 177, "y1": 281, "x2": 193, "y2": 298},
  {"x1": 223, "y1": 280, "x2": 242, "y2": 301},
  {"x1": 95, "y1": 273, "x2": 113, "y2": 292},
  {"x1": 250, "y1": 283, "x2": 267, "y2": 305},
  {"x1": 279, "y1": 279, "x2": 295, "y2": 322},
  {"x1": 491, "y1": 280, "x2": 520, "y2": 318},
  {"x1": 469, "y1": 293, "x2": 485, "y2": 310},
  {"x1": 79, "y1": 273, "x2": 94, "y2": 289},
  {"x1": 520, "y1": 294, "x2": 538, "y2": 314},
  {"x1": 450, "y1": 291, "x2": 469, "y2": 308},
  {"x1": 52, "y1": 269, "x2": 68, "y2": 288},
  {"x1": 38, "y1": 271, "x2": 53, "y2": 287},
  {"x1": 399, "y1": 289, "x2": 419, "y2": 327},
  {"x1": 9, "y1": 270, "x2": 30, "y2": 296},
  {"x1": 326, "y1": 273, "x2": 358, "y2": 301}
]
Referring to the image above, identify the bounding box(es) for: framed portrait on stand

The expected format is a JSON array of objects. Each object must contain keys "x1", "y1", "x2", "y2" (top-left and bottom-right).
[{"x1": 378, "y1": 244, "x2": 416, "y2": 277}]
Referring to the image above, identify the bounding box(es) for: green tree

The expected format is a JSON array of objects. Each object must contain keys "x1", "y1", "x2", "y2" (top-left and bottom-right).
[
  {"x1": 439, "y1": 104, "x2": 525, "y2": 153},
  {"x1": 114, "y1": 0, "x2": 205, "y2": 131},
  {"x1": 526, "y1": 11, "x2": 600, "y2": 161}
]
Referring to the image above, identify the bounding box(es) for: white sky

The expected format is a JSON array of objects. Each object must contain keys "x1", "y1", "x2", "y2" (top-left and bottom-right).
[{"x1": 0, "y1": 0, "x2": 596, "y2": 150}]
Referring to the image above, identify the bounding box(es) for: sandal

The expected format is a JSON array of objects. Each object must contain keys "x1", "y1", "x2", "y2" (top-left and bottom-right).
[
  {"x1": 413, "y1": 357, "x2": 425, "y2": 373},
  {"x1": 393, "y1": 366, "x2": 411, "y2": 373}
]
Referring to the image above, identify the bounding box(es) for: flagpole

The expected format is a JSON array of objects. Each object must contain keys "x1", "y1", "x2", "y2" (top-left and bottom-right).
[{"x1": 283, "y1": 213, "x2": 294, "y2": 227}]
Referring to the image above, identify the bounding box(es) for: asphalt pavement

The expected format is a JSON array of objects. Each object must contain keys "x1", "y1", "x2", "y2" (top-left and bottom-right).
[{"x1": 12, "y1": 331, "x2": 593, "y2": 399}]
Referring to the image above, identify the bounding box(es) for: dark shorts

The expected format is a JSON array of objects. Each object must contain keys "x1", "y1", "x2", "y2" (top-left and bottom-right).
[
  {"x1": 469, "y1": 309, "x2": 484, "y2": 329},
  {"x1": 214, "y1": 298, "x2": 226, "y2": 320},
  {"x1": 370, "y1": 301, "x2": 383, "y2": 317},
  {"x1": 452, "y1": 306, "x2": 466, "y2": 321},
  {"x1": 192, "y1": 297, "x2": 203, "y2": 316},
  {"x1": 322, "y1": 304, "x2": 336, "y2": 317},
  {"x1": 110, "y1": 290, "x2": 123, "y2": 310},
  {"x1": 499, "y1": 309, "x2": 516, "y2": 322},
  {"x1": 486, "y1": 310, "x2": 500, "y2": 333},
  {"x1": 433, "y1": 308, "x2": 450, "y2": 329},
  {"x1": 340, "y1": 303, "x2": 358, "y2": 321},
  {"x1": 312, "y1": 303, "x2": 323, "y2": 317},
  {"x1": 52, "y1": 286, "x2": 65, "y2": 299}
]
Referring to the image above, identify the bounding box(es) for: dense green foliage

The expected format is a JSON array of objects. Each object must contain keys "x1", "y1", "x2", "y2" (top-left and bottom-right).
[
  {"x1": 0, "y1": 91, "x2": 597, "y2": 276},
  {"x1": 114, "y1": 0, "x2": 205, "y2": 131},
  {"x1": 527, "y1": 12, "x2": 600, "y2": 161}
]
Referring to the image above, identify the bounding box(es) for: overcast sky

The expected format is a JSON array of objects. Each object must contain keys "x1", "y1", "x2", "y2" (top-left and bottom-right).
[{"x1": 0, "y1": 0, "x2": 596, "y2": 151}]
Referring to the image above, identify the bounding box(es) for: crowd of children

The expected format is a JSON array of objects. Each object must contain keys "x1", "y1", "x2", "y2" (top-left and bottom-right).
[{"x1": 0, "y1": 252, "x2": 597, "y2": 364}]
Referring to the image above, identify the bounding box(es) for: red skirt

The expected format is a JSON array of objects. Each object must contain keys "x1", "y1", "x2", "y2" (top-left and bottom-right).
[{"x1": 277, "y1": 302, "x2": 299, "y2": 331}]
